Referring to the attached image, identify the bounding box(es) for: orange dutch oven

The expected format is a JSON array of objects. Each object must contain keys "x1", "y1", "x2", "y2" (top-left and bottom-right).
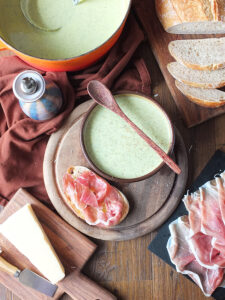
[{"x1": 0, "y1": 0, "x2": 132, "y2": 72}]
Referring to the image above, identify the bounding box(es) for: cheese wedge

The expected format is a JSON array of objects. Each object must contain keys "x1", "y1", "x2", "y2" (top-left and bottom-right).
[{"x1": 0, "y1": 204, "x2": 65, "y2": 284}]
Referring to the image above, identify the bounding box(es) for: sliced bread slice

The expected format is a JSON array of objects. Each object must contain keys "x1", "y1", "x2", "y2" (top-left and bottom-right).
[
  {"x1": 169, "y1": 38, "x2": 225, "y2": 71},
  {"x1": 175, "y1": 80, "x2": 225, "y2": 108},
  {"x1": 168, "y1": 62, "x2": 225, "y2": 89},
  {"x1": 63, "y1": 166, "x2": 130, "y2": 227}
]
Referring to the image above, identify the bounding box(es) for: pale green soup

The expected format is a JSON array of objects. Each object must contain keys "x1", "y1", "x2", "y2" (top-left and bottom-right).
[
  {"x1": 0, "y1": 0, "x2": 129, "y2": 59},
  {"x1": 83, "y1": 94, "x2": 173, "y2": 179}
]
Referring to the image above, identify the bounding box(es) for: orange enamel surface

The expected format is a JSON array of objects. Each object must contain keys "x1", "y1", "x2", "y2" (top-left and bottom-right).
[
  {"x1": 0, "y1": 39, "x2": 7, "y2": 51},
  {"x1": 0, "y1": 19, "x2": 127, "y2": 72}
]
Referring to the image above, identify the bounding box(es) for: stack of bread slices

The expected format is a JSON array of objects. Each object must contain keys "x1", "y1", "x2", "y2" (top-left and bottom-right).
[
  {"x1": 156, "y1": 0, "x2": 225, "y2": 108},
  {"x1": 167, "y1": 38, "x2": 225, "y2": 108}
]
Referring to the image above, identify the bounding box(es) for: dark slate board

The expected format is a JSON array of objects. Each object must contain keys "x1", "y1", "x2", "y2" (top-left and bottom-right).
[{"x1": 148, "y1": 150, "x2": 225, "y2": 300}]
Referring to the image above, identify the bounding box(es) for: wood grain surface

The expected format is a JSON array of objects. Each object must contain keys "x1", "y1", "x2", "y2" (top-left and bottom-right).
[
  {"x1": 43, "y1": 100, "x2": 187, "y2": 240},
  {"x1": 0, "y1": 5, "x2": 224, "y2": 299},
  {"x1": 0, "y1": 189, "x2": 116, "y2": 300},
  {"x1": 133, "y1": 0, "x2": 225, "y2": 128}
]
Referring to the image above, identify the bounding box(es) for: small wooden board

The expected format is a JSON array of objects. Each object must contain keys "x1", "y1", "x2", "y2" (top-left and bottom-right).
[
  {"x1": 43, "y1": 101, "x2": 188, "y2": 241},
  {"x1": 133, "y1": 0, "x2": 225, "y2": 128},
  {"x1": 0, "y1": 189, "x2": 116, "y2": 300}
]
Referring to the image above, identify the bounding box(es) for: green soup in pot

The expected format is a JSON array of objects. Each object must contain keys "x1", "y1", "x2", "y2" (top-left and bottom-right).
[
  {"x1": 0, "y1": 0, "x2": 129, "y2": 59},
  {"x1": 83, "y1": 94, "x2": 173, "y2": 179}
]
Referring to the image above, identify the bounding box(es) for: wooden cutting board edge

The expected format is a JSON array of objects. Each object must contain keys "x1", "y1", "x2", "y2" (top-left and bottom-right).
[
  {"x1": 43, "y1": 101, "x2": 188, "y2": 241},
  {"x1": 0, "y1": 188, "x2": 97, "y2": 300},
  {"x1": 0, "y1": 189, "x2": 118, "y2": 300},
  {"x1": 133, "y1": 0, "x2": 225, "y2": 128}
]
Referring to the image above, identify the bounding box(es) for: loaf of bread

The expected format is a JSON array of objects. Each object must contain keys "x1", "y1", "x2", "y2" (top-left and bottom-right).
[
  {"x1": 168, "y1": 62, "x2": 225, "y2": 89},
  {"x1": 175, "y1": 80, "x2": 225, "y2": 108},
  {"x1": 169, "y1": 38, "x2": 225, "y2": 71},
  {"x1": 156, "y1": 0, "x2": 225, "y2": 34}
]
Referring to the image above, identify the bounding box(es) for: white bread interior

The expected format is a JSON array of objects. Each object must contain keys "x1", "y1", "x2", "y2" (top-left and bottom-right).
[
  {"x1": 169, "y1": 38, "x2": 225, "y2": 71},
  {"x1": 168, "y1": 62, "x2": 225, "y2": 89},
  {"x1": 64, "y1": 166, "x2": 129, "y2": 227},
  {"x1": 175, "y1": 80, "x2": 225, "y2": 108}
]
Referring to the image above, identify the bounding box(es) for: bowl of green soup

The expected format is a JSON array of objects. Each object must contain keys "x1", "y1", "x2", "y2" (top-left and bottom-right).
[{"x1": 81, "y1": 93, "x2": 175, "y2": 183}]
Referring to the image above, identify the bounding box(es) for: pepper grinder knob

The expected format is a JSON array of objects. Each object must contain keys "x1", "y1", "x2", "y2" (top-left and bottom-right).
[{"x1": 21, "y1": 77, "x2": 38, "y2": 95}]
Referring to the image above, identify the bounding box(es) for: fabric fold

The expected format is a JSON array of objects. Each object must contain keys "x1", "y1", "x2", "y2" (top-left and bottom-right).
[{"x1": 0, "y1": 13, "x2": 151, "y2": 206}]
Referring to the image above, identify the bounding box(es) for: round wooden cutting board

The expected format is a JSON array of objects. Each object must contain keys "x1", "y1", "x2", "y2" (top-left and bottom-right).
[{"x1": 43, "y1": 100, "x2": 188, "y2": 241}]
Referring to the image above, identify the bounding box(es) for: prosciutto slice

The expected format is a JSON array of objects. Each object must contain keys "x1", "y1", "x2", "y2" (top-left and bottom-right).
[
  {"x1": 167, "y1": 172, "x2": 225, "y2": 296},
  {"x1": 167, "y1": 216, "x2": 224, "y2": 297},
  {"x1": 182, "y1": 173, "x2": 225, "y2": 268},
  {"x1": 200, "y1": 183, "x2": 225, "y2": 252},
  {"x1": 63, "y1": 170, "x2": 124, "y2": 227},
  {"x1": 183, "y1": 192, "x2": 201, "y2": 234},
  {"x1": 188, "y1": 232, "x2": 225, "y2": 269},
  {"x1": 167, "y1": 216, "x2": 195, "y2": 272},
  {"x1": 82, "y1": 186, "x2": 124, "y2": 227},
  {"x1": 217, "y1": 174, "x2": 225, "y2": 226},
  {"x1": 76, "y1": 171, "x2": 108, "y2": 205}
]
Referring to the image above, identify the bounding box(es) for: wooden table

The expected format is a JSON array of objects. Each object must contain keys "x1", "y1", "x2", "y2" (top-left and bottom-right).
[{"x1": 0, "y1": 18, "x2": 223, "y2": 300}]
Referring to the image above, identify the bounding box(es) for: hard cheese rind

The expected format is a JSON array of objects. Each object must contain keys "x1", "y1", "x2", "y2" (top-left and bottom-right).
[{"x1": 0, "y1": 204, "x2": 65, "y2": 284}]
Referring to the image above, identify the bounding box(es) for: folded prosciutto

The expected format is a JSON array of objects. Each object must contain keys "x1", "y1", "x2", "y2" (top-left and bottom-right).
[
  {"x1": 167, "y1": 216, "x2": 224, "y2": 297},
  {"x1": 167, "y1": 171, "x2": 225, "y2": 297}
]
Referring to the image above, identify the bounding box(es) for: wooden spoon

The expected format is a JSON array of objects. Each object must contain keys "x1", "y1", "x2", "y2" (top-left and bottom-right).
[{"x1": 87, "y1": 80, "x2": 181, "y2": 175}]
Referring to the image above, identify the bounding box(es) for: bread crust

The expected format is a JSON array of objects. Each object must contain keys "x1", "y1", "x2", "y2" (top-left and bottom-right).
[
  {"x1": 184, "y1": 94, "x2": 225, "y2": 108},
  {"x1": 175, "y1": 78, "x2": 225, "y2": 89},
  {"x1": 155, "y1": 0, "x2": 182, "y2": 32},
  {"x1": 175, "y1": 80, "x2": 225, "y2": 108},
  {"x1": 172, "y1": 0, "x2": 212, "y2": 22},
  {"x1": 63, "y1": 166, "x2": 129, "y2": 228},
  {"x1": 156, "y1": 0, "x2": 224, "y2": 34},
  {"x1": 168, "y1": 42, "x2": 225, "y2": 71},
  {"x1": 167, "y1": 62, "x2": 225, "y2": 89}
]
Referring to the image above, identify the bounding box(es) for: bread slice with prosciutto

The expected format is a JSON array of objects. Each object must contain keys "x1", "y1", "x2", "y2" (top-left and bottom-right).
[
  {"x1": 156, "y1": 0, "x2": 225, "y2": 34},
  {"x1": 63, "y1": 166, "x2": 129, "y2": 228}
]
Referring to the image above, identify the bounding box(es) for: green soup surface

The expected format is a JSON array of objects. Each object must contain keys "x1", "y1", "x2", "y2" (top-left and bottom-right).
[
  {"x1": 0, "y1": 0, "x2": 129, "y2": 59},
  {"x1": 83, "y1": 94, "x2": 173, "y2": 179}
]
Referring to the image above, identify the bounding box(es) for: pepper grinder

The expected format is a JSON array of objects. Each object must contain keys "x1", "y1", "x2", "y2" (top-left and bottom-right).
[{"x1": 13, "y1": 70, "x2": 63, "y2": 121}]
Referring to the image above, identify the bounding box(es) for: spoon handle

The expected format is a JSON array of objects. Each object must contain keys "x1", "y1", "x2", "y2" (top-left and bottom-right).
[{"x1": 120, "y1": 112, "x2": 181, "y2": 175}]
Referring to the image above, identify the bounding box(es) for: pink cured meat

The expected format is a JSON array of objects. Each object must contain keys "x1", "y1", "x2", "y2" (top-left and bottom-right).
[
  {"x1": 83, "y1": 187, "x2": 124, "y2": 227},
  {"x1": 200, "y1": 180, "x2": 225, "y2": 255},
  {"x1": 185, "y1": 261, "x2": 224, "y2": 297},
  {"x1": 167, "y1": 216, "x2": 195, "y2": 272},
  {"x1": 167, "y1": 216, "x2": 224, "y2": 297},
  {"x1": 217, "y1": 174, "x2": 225, "y2": 226},
  {"x1": 63, "y1": 173, "x2": 87, "y2": 210},
  {"x1": 76, "y1": 171, "x2": 109, "y2": 207},
  {"x1": 188, "y1": 232, "x2": 219, "y2": 269},
  {"x1": 63, "y1": 171, "x2": 108, "y2": 209},
  {"x1": 183, "y1": 192, "x2": 201, "y2": 234},
  {"x1": 167, "y1": 172, "x2": 225, "y2": 296},
  {"x1": 63, "y1": 171, "x2": 124, "y2": 227},
  {"x1": 188, "y1": 232, "x2": 225, "y2": 269},
  {"x1": 183, "y1": 173, "x2": 225, "y2": 268}
]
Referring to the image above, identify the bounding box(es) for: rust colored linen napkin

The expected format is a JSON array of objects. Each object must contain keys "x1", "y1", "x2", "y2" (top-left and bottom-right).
[{"x1": 0, "y1": 14, "x2": 151, "y2": 207}]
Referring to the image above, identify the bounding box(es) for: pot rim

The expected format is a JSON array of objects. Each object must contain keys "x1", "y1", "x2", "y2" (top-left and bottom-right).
[
  {"x1": 80, "y1": 91, "x2": 175, "y2": 184},
  {"x1": 0, "y1": 0, "x2": 132, "y2": 62}
]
